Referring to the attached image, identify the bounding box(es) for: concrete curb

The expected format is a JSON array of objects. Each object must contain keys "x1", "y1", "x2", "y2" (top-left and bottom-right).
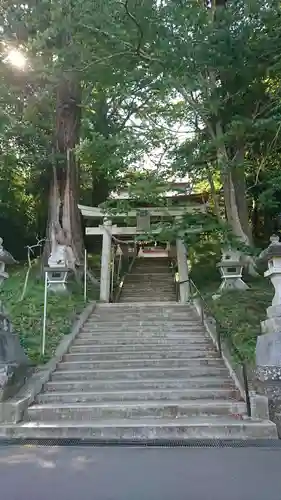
[
  {"x1": 192, "y1": 299, "x2": 271, "y2": 421},
  {"x1": 0, "y1": 301, "x2": 96, "y2": 424}
]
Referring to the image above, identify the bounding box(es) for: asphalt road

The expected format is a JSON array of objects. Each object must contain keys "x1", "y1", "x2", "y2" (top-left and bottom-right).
[{"x1": 0, "y1": 445, "x2": 281, "y2": 500}]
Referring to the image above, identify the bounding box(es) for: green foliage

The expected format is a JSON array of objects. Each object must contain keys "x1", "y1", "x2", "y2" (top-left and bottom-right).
[
  {"x1": 209, "y1": 282, "x2": 273, "y2": 363},
  {"x1": 1, "y1": 0, "x2": 281, "y2": 360},
  {"x1": 0, "y1": 266, "x2": 99, "y2": 364},
  {"x1": 189, "y1": 238, "x2": 272, "y2": 363}
]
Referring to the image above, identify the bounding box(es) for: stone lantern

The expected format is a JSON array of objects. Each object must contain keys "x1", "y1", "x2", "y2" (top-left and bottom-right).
[
  {"x1": 256, "y1": 235, "x2": 281, "y2": 383},
  {"x1": 0, "y1": 238, "x2": 31, "y2": 404},
  {"x1": 263, "y1": 235, "x2": 281, "y2": 320},
  {"x1": 46, "y1": 243, "x2": 69, "y2": 293},
  {"x1": 216, "y1": 248, "x2": 248, "y2": 294}
]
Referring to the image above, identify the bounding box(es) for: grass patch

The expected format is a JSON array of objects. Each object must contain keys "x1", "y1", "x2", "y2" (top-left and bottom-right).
[
  {"x1": 0, "y1": 265, "x2": 99, "y2": 365},
  {"x1": 199, "y1": 278, "x2": 273, "y2": 363}
]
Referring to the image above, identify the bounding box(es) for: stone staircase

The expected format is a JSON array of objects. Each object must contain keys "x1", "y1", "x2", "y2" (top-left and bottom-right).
[
  {"x1": 119, "y1": 257, "x2": 176, "y2": 302},
  {"x1": 0, "y1": 302, "x2": 277, "y2": 440}
]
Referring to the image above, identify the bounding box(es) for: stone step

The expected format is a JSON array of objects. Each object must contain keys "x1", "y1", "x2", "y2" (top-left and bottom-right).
[
  {"x1": 131, "y1": 270, "x2": 171, "y2": 274},
  {"x1": 127, "y1": 270, "x2": 171, "y2": 273},
  {"x1": 120, "y1": 297, "x2": 176, "y2": 302},
  {"x1": 27, "y1": 400, "x2": 247, "y2": 421},
  {"x1": 84, "y1": 318, "x2": 200, "y2": 331},
  {"x1": 72, "y1": 338, "x2": 211, "y2": 346},
  {"x1": 78, "y1": 334, "x2": 206, "y2": 341},
  {"x1": 97, "y1": 302, "x2": 186, "y2": 307},
  {"x1": 97, "y1": 303, "x2": 183, "y2": 309},
  {"x1": 69, "y1": 343, "x2": 213, "y2": 353},
  {"x1": 88, "y1": 314, "x2": 200, "y2": 320},
  {"x1": 121, "y1": 283, "x2": 173, "y2": 287},
  {"x1": 57, "y1": 358, "x2": 223, "y2": 371},
  {"x1": 37, "y1": 387, "x2": 241, "y2": 404},
  {"x1": 82, "y1": 324, "x2": 204, "y2": 331},
  {"x1": 121, "y1": 286, "x2": 174, "y2": 291},
  {"x1": 92, "y1": 308, "x2": 195, "y2": 313},
  {"x1": 51, "y1": 366, "x2": 229, "y2": 381},
  {"x1": 121, "y1": 286, "x2": 175, "y2": 291},
  {"x1": 83, "y1": 327, "x2": 204, "y2": 333},
  {"x1": 130, "y1": 270, "x2": 171, "y2": 274},
  {"x1": 91, "y1": 308, "x2": 194, "y2": 314},
  {"x1": 125, "y1": 278, "x2": 173, "y2": 283},
  {"x1": 121, "y1": 286, "x2": 174, "y2": 290},
  {"x1": 0, "y1": 418, "x2": 277, "y2": 440},
  {"x1": 79, "y1": 326, "x2": 206, "y2": 333},
  {"x1": 82, "y1": 323, "x2": 204, "y2": 328},
  {"x1": 120, "y1": 293, "x2": 175, "y2": 297},
  {"x1": 45, "y1": 377, "x2": 236, "y2": 393},
  {"x1": 89, "y1": 317, "x2": 198, "y2": 324},
  {"x1": 63, "y1": 350, "x2": 219, "y2": 361},
  {"x1": 76, "y1": 336, "x2": 208, "y2": 344},
  {"x1": 83, "y1": 324, "x2": 200, "y2": 330}
]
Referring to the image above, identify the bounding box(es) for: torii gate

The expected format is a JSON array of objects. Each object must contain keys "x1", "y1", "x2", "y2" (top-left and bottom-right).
[{"x1": 78, "y1": 203, "x2": 206, "y2": 303}]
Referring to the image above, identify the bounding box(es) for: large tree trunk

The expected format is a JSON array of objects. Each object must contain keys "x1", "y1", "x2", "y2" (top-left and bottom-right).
[
  {"x1": 44, "y1": 74, "x2": 84, "y2": 267},
  {"x1": 215, "y1": 122, "x2": 259, "y2": 276},
  {"x1": 231, "y1": 146, "x2": 253, "y2": 243},
  {"x1": 206, "y1": 165, "x2": 221, "y2": 220},
  {"x1": 215, "y1": 121, "x2": 250, "y2": 244}
]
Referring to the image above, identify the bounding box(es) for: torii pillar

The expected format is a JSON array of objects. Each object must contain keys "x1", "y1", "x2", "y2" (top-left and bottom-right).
[
  {"x1": 100, "y1": 218, "x2": 112, "y2": 302},
  {"x1": 176, "y1": 237, "x2": 190, "y2": 303}
]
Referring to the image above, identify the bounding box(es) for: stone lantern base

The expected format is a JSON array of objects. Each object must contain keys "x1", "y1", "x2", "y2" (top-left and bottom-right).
[
  {"x1": 45, "y1": 266, "x2": 70, "y2": 294},
  {"x1": 0, "y1": 238, "x2": 32, "y2": 403},
  {"x1": 0, "y1": 305, "x2": 32, "y2": 402}
]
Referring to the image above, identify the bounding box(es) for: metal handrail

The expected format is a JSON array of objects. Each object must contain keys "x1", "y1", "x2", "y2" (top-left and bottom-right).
[
  {"x1": 111, "y1": 254, "x2": 137, "y2": 302},
  {"x1": 188, "y1": 278, "x2": 252, "y2": 417},
  {"x1": 170, "y1": 258, "x2": 180, "y2": 302}
]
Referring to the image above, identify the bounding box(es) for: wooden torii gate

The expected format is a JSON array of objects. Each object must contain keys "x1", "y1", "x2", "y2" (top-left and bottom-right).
[{"x1": 78, "y1": 203, "x2": 206, "y2": 303}]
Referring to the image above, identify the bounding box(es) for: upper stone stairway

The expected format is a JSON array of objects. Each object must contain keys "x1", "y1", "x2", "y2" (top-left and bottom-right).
[
  {"x1": 119, "y1": 257, "x2": 176, "y2": 303},
  {"x1": 0, "y1": 302, "x2": 277, "y2": 441}
]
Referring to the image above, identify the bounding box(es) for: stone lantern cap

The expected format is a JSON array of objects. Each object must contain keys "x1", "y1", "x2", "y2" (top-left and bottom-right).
[
  {"x1": 216, "y1": 260, "x2": 242, "y2": 269},
  {"x1": 217, "y1": 248, "x2": 241, "y2": 268},
  {"x1": 0, "y1": 238, "x2": 17, "y2": 265},
  {"x1": 264, "y1": 235, "x2": 281, "y2": 260},
  {"x1": 258, "y1": 235, "x2": 281, "y2": 265}
]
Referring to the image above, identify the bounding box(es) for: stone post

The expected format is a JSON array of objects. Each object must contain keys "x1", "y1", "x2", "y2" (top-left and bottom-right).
[
  {"x1": 255, "y1": 236, "x2": 281, "y2": 430},
  {"x1": 100, "y1": 218, "x2": 112, "y2": 302},
  {"x1": 176, "y1": 237, "x2": 189, "y2": 303},
  {"x1": 256, "y1": 236, "x2": 281, "y2": 379},
  {"x1": 0, "y1": 238, "x2": 31, "y2": 403}
]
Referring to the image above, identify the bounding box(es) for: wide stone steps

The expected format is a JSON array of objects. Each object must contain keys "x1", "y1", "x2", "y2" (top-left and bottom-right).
[
  {"x1": 0, "y1": 418, "x2": 276, "y2": 441},
  {"x1": 8, "y1": 299, "x2": 277, "y2": 441},
  {"x1": 119, "y1": 257, "x2": 176, "y2": 303}
]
